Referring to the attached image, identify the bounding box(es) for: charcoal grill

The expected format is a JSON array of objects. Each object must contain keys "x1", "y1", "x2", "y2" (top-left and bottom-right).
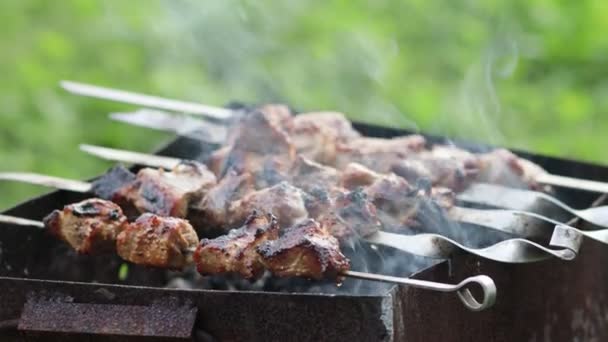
[{"x1": 1, "y1": 122, "x2": 608, "y2": 341}]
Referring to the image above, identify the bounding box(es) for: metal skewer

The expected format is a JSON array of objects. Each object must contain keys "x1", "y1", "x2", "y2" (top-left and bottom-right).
[
  {"x1": 460, "y1": 183, "x2": 608, "y2": 229},
  {"x1": 0, "y1": 213, "x2": 496, "y2": 311},
  {"x1": 60, "y1": 80, "x2": 608, "y2": 195},
  {"x1": 0, "y1": 170, "x2": 583, "y2": 263}
]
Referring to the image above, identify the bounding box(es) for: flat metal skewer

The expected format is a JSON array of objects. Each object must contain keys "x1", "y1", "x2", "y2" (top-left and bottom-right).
[
  {"x1": 0, "y1": 213, "x2": 496, "y2": 311},
  {"x1": 60, "y1": 80, "x2": 608, "y2": 195},
  {"x1": 0, "y1": 170, "x2": 582, "y2": 263}
]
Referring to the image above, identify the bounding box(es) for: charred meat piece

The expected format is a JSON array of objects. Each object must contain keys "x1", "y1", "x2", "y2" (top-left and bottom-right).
[
  {"x1": 113, "y1": 161, "x2": 216, "y2": 218},
  {"x1": 116, "y1": 213, "x2": 199, "y2": 270},
  {"x1": 334, "y1": 135, "x2": 427, "y2": 172},
  {"x1": 391, "y1": 145, "x2": 480, "y2": 192},
  {"x1": 228, "y1": 181, "x2": 308, "y2": 228},
  {"x1": 477, "y1": 149, "x2": 549, "y2": 191},
  {"x1": 290, "y1": 156, "x2": 340, "y2": 194},
  {"x1": 90, "y1": 165, "x2": 136, "y2": 201},
  {"x1": 291, "y1": 112, "x2": 360, "y2": 164},
  {"x1": 43, "y1": 198, "x2": 127, "y2": 255},
  {"x1": 340, "y1": 162, "x2": 384, "y2": 189},
  {"x1": 257, "y1": 219, "x2": 350, "y2": 280},
  {"x1": 194, "y1": 211, "x2": 280, "y2": 279},
  {"x1": 313, "y1": 188, "x2": 382, "y2": 240},
  {"x1": 210, "y1": 109, "x2": 296, "y2": 188},
  {"x1": 189, "y1": 170, "x2": 255, "y2": 231}
]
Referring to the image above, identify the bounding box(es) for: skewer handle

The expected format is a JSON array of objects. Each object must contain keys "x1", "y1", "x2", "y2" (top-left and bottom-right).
[
  {"x1": 0, "y1": 215, "x2": 44, "y2": 228},
  {"x1": 537, "y1": 173, "x2": 608, "y2": 194},
  {"x1": 61, "y1": 80, "x2": 233, "y2": 120},
  {"x1": 344, "y1": 271, "x2": 496, "y2": 311}
]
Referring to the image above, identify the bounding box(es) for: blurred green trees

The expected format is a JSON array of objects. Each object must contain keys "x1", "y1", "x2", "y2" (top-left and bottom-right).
[{"x1": 1, "y1": 0, "x2": 607, "y2": 209}]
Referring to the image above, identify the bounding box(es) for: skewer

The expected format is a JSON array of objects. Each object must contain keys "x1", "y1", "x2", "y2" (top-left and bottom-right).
[
  {"x1": 60, "y1": 80, "x2": 608, "y2": 195},
  {"x1": 460, "y1": 183, "x2": 608, "y2": 229},
  {"x1": 0, "y1": 213, "x2": 496, "y2": 311},
  {"x1": 0, "y1": 170, "x2": 584, "y2": 263},
  {"x1": 76, "y1": 143, "x2": 601, "y2": 242}
]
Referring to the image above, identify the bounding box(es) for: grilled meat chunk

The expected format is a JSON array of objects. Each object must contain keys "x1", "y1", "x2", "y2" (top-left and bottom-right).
[
  {"x1": 311, "y1": 187, "x2": 382, "y2": 240},
  {"x1": 210, "y1": 109, "x2": 296, "y2": 188},
  {"x1": 257, "y1": 219, "x2": 350, "y2": 280},
  {"x1": 334, "y1": 135, "x2": 427, "y2": 172},
  {"x1": 290, "y1": 156, "x2": 340, "y2": 194},
  {"x1": 90, "y1": 165, "x2": 136, "y2": 201},
  {"x1": 391, "y1": 145, "x2": 480, "y2": 191},
  {"x1": 190, "y1": 170, "x2": 255, "y2": 230},
  {"x1": 43, "y1": 198, "x2": 127, "y2": 255},
  {"x1": 116, "y1": 213, "x2": 199, "y2": 270},
  {"x1": 194, "y1": 211, "x2": 280, "y2": 279},
  {"x1": 113, "y1": 161, "x2": 216, "y2": 218},
  {"x1": 291, "y1": 112, "x2": 360, "y2": 164},
  {"x1": 477, "y1": 149, "x2": 548, "y2": 191},
  {"x1": 227, "y1": 181, "x2": 308, "y2": 228}
]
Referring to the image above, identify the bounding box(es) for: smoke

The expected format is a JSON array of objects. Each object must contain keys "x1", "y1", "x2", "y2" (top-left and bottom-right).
[{"x1": 440, "y1": 22, "x2": 523, "y2": 146}]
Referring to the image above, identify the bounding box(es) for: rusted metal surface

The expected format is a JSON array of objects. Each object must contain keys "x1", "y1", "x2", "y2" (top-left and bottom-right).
[
  {"x1": 19, "y1": 294, "x2": 197, "y2": 339},
  {"x1": 0, "y1": 277, "x2": 397, "y2": 341},
  {"x1": 1, "y1": 122, "x2": 608, "y2": 341}
]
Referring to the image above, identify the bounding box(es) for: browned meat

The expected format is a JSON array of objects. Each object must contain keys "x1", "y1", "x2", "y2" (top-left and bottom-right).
[
  {"x1": 291, "y1": 112, "x2": 361, "y2": 164},
  {"x1": 339, "y1": 162, "x2": 383, "y2": 189},
  {"x1": 257, "y1": 219, "x2": 350, "y2": 280},
  {"x1": 312, "y1": 188, "x2": 382, "y2": 240},
  {"x1": 210, "y1": 109, "x2": 296, "y2": 188},
  {"x1": 333, "y1": 135, "x2": 427, "y2": 172},
  {"x1": 43, "y1": 198, "x2": 127, "y2": 255},
  {"x1": 194, "y1": 211, "x2": 280, "y2": 279},
  {"x1": 190, "y1": 170, "x2": 255, "y2": 230},
  {"x1": 116, "y1": 213, "x2": 199, "y2": 270},
  {"x1": 113, "y1": 161, "x2": 216, "y2": 218},
  {"x1": 227, "y1": 181, "x2": 308, "y2": 228},
  {"x1": 391, "y1": 145, "x2": 480, "y2": 191},
  {"x1": 290, "y1": 156, "x2": 340, "y2": 193},
  {"x1": 477, "y1": 149, "x2": 548, "y2": 191}
]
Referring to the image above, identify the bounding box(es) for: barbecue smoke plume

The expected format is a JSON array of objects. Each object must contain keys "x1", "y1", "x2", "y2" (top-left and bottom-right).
[{"x1": 440, "y1": 23, "x2": 523, "y2": 146}]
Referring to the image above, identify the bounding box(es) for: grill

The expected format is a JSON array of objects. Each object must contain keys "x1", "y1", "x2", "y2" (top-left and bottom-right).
[{"x1": 1, "y1": 122, "x2": 608, "y2": 341}]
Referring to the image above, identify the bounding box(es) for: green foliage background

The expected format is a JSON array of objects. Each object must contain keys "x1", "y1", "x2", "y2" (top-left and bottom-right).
[{"x1": 1, "y1": 0, "x2": 607, "y2": 209}]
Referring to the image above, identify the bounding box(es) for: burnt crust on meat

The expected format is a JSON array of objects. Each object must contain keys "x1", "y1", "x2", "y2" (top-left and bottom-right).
[
  {"x1": 90, "y1": 165, "x2": 136, "y2": 201},
  {"x1": 116, "y1": 213, "x2": 199, "y2": 270},
  {"x1": 43, "y1": 198, "x2": 127, "y2": 255},
  {"x1": 227, "y1": 181, "x2": 308, "y2": 228},
  {"x1": 194, "y1": 211, "x2": 280, "y2": 279},
  {"x1": 257, "y1": 218, "x2": 350, "y2": 280},
  {"x1": 112, "y1": 161, "x2": 216, "y2": 218}
]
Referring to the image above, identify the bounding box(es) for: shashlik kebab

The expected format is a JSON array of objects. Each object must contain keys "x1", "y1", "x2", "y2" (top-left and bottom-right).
[
  {"x1": 211, "y1": 105, "x2": 548, "y2": 192},
  {"x1": 38, "y1": 197, "x2": 347, "y2": 279},
  {"x1": 60, "y1": 80, "x2": 602, "y2": 194},
  {"x1": 78, "y1": 144, "x2": 608, "y2": 230},
  {"x1": 0, "y1": 149, "x2": 569, "y2": 244},
  {"x1": 0, "y1": 200, "x2": 498, "y2": 311}
]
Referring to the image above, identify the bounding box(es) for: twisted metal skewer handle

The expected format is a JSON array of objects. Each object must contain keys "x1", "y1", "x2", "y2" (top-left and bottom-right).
[
  {"x1": 368, "y1": 226, "x2": 581, "y2": 263},
  {"x1": 344, "y1": 271, "x2": 497, "y2": 311}
]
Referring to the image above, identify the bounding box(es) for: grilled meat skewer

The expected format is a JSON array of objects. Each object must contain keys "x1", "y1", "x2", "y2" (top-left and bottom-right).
[
  {"x1": 0, "y1": 202, "x2": 498, "y2": 311},
  {"x1": 45, "y1": 198, "x2": 198, "y2": 269},
  {"x1": 0, "y1": 197, "x2": 584, "y2": 266},
  {"x1": 63, "y1": 80, "x2": 608, "y2": 194}
]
